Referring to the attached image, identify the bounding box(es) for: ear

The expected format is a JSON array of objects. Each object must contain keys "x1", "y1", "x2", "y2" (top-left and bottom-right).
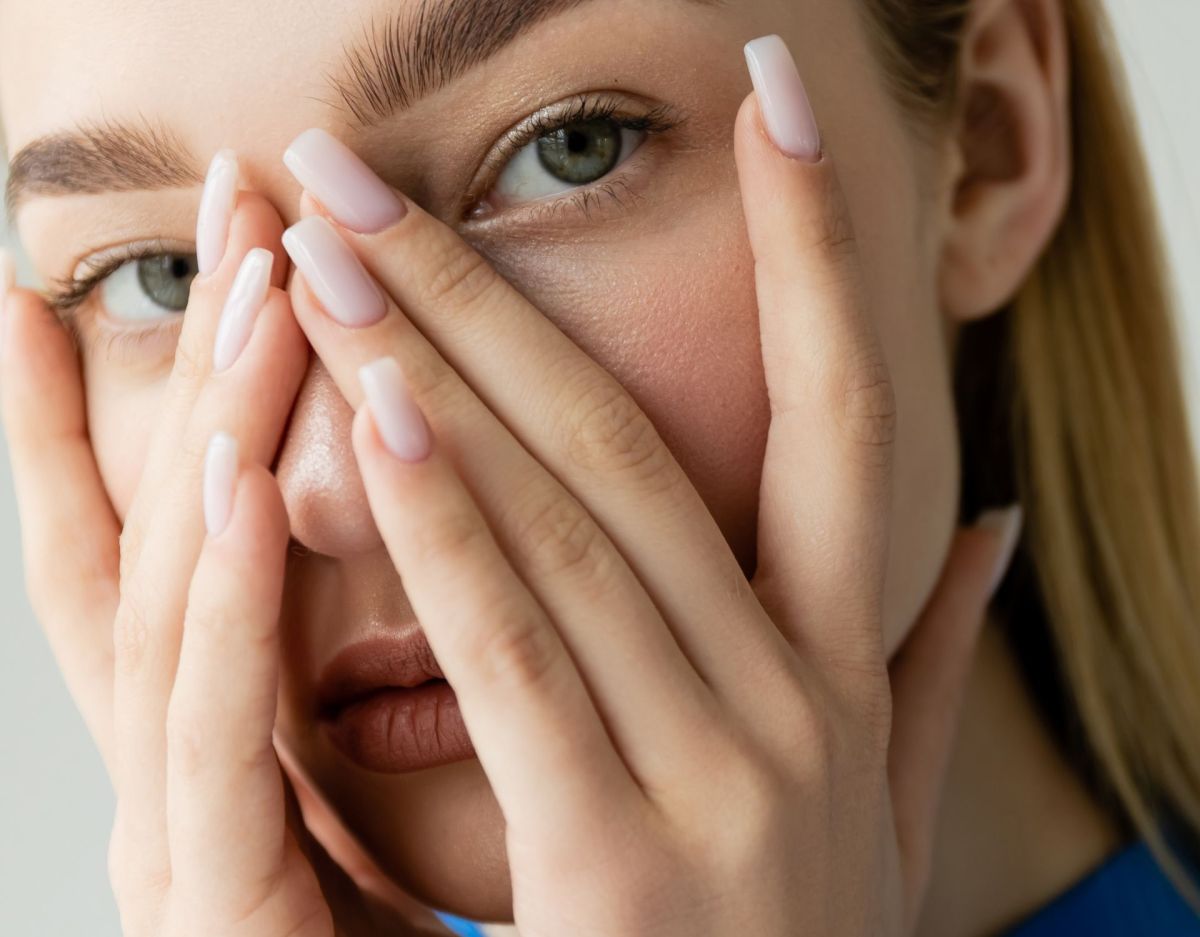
[{"x1": 939, "y1": 0, "x2": 1072, "y2": 322}]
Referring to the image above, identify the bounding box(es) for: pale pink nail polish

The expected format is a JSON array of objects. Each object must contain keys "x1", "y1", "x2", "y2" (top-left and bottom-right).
[
  {"x1": 282, "y1": 216, "x2": 387, "y2": 328},
  {"x1": 203, "y1": 431, "x2": 239, "y2": 537},
  {"x1": 212, "y1": 248, "x2": 273, "y2": 373},
  {"x1": 284, "y1": 128, "x2": 407, "y2": 234},
  {"x1": 196, "y1": 150, "x2": 240, "y2": 276},
  {"x1": 744, "y1": 35, "x2": 822, "y2": 162},
  {"x1": 976, "y1": 504, "x2": 1025, "y2": 595},
  {"x1": 0, "y1": 248, "x2": 15, "y2": 358},
  {"x1": 358, "y1": 357, "x2": 432, "y2": 462}
]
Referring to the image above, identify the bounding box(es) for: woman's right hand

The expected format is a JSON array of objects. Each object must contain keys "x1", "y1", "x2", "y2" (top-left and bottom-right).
[{"x1": 0, "y1": 173, "x2": 440, "y2": 936}]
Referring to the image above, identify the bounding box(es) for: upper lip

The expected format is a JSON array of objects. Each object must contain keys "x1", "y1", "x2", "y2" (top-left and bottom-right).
[{"x1": 315, "y1": 626, "x2": 446, "y2": 719}]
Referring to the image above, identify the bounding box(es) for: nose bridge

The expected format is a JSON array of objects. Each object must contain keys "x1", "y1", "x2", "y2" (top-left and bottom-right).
[{"x1": 276, "y1": 357, "x2": 383, "y2": 557}]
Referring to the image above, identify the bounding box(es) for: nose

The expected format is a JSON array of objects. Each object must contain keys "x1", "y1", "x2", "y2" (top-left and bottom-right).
[{"x1": 275, "y1": 357, "x2": 384, "y2": 556}]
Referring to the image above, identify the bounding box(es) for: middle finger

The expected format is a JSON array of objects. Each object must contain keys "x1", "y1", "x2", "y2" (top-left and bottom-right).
[{"x1": 281, "y1": 130, "x2": 796, "y2": 705}]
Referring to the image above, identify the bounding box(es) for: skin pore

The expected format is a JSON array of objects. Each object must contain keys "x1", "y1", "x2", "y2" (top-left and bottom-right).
[{"x1": 0, "y1": 0, "x2": 1120, "y2": 932}]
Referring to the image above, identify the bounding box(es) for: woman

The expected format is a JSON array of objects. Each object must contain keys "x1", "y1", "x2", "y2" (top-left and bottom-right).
[{"x1": 0, "y1": 0, "x2": 1198, "y2": 932}]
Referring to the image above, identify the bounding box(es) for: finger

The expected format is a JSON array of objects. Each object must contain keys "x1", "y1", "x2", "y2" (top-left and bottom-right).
[
  {"x1": 281, "y1": 130, "x2": 791, "y2": 705},
  {"x1": 112, "y1": 249, "x2": 306, "y2": 896},
  {"x1": 887, "y1": 505, "x2": 1023, "y2": 913},
  {"x1": 0, "y1": 270, "x2": 121, "y2": 776},
  {"x1": 121, "y1": 178, "x2": 290, "y2": 547},
  {"x1": 736, "y1": 37, "x2": 896, "y2": 671},
  {"x1": 166, "y1": 443, "x2": 290, "y2": 912},
  {"x1": 282, "y1": 223, "x2": 733, "y2": 790},
  {"x1": 352, "y1": 357, "x2": 643, "y2": 840}
]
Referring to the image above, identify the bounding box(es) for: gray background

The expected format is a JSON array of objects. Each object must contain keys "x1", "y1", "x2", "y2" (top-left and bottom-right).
[{"x1": 2, "y1": 2, "x2": 1198, "y2": 933}]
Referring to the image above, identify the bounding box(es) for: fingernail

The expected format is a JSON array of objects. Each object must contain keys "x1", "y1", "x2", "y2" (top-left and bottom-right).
[
  {"x1": 282, "y1": 216, "x2": 387, "y2": 328},
  {"x1": 976, "y1": 504, "x2": 1024, "y2": 596},
  {"x1": 284, "y1": 128, "x2": 408, "y2": 234},
  {"x1": 203, "y1": 431, "x2": 239, "y2": 537},
  {"x1": 0, "y1": 248, "x2": 14, "y2": 358},
  {"x1": 212, "y1": 248, "x2": 273, "y2": 373},
  {"x1": 358, "y1": 357, "x2": 432, "y2": 462},
  {"x1": 744, "y1": 35, "x2": 822, "y2": 162},
  {"x1": 196, "y1": 150, "x2": 240, "y2": 276}
]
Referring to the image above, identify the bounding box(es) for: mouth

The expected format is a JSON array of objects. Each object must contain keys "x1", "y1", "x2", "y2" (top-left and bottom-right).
[{"x1": 315, "y1": 628, "x2": 476, "y2": 773}]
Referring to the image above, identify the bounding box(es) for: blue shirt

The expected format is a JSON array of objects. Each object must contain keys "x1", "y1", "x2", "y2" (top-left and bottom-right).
[
  {"x1": 1004, "y1": 840, "x2": 1200, "y2": 936},
  {"x1": 431, "y1": 840, "x2": 1200, "y2": 937}
]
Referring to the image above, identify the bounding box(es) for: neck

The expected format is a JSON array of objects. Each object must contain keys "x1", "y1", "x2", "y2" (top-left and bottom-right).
[{"x1": 915, "y1": 615, "x2": 1125, "y2": 937}]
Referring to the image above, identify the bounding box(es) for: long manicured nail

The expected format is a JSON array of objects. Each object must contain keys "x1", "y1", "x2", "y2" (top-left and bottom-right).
[
  {"x1": 196, "y1": 150, "x2": 240, "y2": 276},
  {"x1": 0, "y1": 248, "x2": 14, "y2": 358},
  {"x1": 976, "y1": 504, "x2": 1024, "y2": 596},
  {"x1": 213, "y1": 248, "x2": 273, "y2": 373},
  {"x1": 358, "y1": 357, "x2": 432, "y2": 462},
  {"x1": 282, "y1": 216, "x2": 387, "y2": 328},
  {"x1": 203, "y1": 431, "x2": 239, "y2": 537},
  {"x1": 744, "y1": 35, "x2": 822, "y2": 162},
  {"x1": 283, "y1": 128, "x2": 407, "y2": 234}
]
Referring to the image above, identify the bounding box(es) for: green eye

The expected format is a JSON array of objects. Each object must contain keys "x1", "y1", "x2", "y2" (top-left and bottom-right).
[
  {"x1": 536, "y1": 117, "x2": 623, "y2": 185},
  {"x1": 101, "y1": 253, "x2": 198, "y2": 321},
  {"x1": 491, "y1": 114, "x2": 646, "y2": 206}
]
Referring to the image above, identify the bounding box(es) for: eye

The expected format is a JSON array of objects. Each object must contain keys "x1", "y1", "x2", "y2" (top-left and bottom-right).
[
  {"x1": 100, "y1": 253, "x2": 198, "y2": 322},
  {"x1": 491, "y1": 115, "x2": 648, "y2": 206}
]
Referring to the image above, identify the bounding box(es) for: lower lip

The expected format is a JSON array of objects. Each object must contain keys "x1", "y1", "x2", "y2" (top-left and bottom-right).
[{"x1": 322, "y1": 680, "x2": 476, "y2": 773}]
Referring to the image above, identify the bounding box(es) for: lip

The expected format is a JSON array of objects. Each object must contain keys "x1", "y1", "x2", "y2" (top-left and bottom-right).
[
  {"x1": 316, "y1": 628, "x2": 476, "y2": 773},
  {"x1": 317, "y1": 628, "x2": 447, "y2": 715}
]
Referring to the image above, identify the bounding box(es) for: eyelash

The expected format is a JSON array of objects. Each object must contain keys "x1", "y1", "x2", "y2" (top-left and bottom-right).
[
  {"x1": 464, "y1": 92, "x2": 683, "y2": 222},
  {"x1": 46, "y1": 95, "x2": 683, "y2": 331},
  {"x1": 46, "y1": 237, "x2": 180, "y2": 323}
]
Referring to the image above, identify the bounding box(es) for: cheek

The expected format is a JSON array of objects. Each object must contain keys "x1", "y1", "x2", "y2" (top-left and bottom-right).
[
  {"x1": 486, "y1": 197, "x2": 771, "y2": 576},
  {"x1": 487, "y1": 177, "x2": 959, "y2": 661}
]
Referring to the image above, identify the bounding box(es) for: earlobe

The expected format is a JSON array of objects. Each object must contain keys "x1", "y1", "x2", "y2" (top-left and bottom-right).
[{"x1": 938, "y1": 0, "x2": 1072, "y2": 323}]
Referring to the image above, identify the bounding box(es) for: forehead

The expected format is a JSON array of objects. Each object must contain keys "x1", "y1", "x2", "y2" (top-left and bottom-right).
[
  {"x1": 1, "y1": 0, "x2": 391, "y2": 153},
  {"x1": 1, "y1": 0, "x2": 752, "y2": 141}
]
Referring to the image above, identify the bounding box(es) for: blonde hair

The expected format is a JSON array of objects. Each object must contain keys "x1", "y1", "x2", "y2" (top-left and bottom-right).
[{"x1": 862, "y1": 0, "x2": 1200, "y2": 906}]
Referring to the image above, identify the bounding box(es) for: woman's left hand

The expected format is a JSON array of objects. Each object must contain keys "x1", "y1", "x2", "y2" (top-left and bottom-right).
[{"x1": 279, "y1": 59, "x2": 1021, "y2": 937}]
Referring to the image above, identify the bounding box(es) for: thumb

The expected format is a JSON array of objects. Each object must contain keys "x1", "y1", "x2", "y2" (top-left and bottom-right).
[{"x1": 887, "y1": 504, "x2": 1024, "y2": 913}]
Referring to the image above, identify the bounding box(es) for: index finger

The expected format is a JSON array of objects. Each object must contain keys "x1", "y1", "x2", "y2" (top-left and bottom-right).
[
  {"x1": 0, "y1": 265, "x2": 121, "y2": 774},
  {"x1": 736, "y1": 35, "x2": 896, "y2": 672}
]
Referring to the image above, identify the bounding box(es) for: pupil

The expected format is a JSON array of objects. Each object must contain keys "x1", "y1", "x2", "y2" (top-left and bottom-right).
[
  {"x1": 137, "y1": 254, "x2": 197, "y2": 312},
  {"x1": 537, "y1": 117, "x2": 622, "y2": 185}
]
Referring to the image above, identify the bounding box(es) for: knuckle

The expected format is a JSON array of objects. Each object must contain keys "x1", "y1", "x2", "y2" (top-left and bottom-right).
[
  {"x1": 409, "y1": 505, "x2": 491, "y2": 568},
  {"x1": 810, "y1": 170, "x2": 860, "y2": 261},
  {"x1": 417, "y1": 238, "x2": 497, "y2": 313},
  {"x1": 782, "y1": 695, "x2": 839, "y2": 774},
  {"x1": 170, "y1": 335, "x2": 209, "y2": 386},
  {"x1": 857, "y1": 681, "x2": 894, "y2": 754},
  {"x1": 108, "y1": 818, "x2": 170, "y2": 908},
  {"x1": 561, "y1": 377, "x2": 677, "y2": 491},
  {"x1": 706, "y1": 748, "x2": 793, "y2": 861},
  {"x1": 466, "y1": 602, "x2": 561, "y2": 693},
  {"x1": 112, "y1": 597, "x2": 153, "y2": 676},
  {"x1": 834, "y1": 350, "x2": 897, "y2": 465},
  {"x1": 514, "y1": 491, "x2": 609, "y2": 586},
  {"x1": 118, "y1": 524, "x2": 144, "y2": 581}
]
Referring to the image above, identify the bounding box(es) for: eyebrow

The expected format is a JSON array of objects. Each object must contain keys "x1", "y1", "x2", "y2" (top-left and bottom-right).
[
  {"x1": 5, "y1": 0, "x2": 724, "y2": 218},
  {"x1": 5, "y1": 118, "x2": 202, "y2": 220},
  {"x1": 327, "y1": 0, "x2": 725, "y2": 125}
]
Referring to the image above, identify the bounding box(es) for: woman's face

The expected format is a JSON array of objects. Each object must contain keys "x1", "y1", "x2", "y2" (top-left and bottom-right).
[{"x1": 1, "y1": 0, "x2": 961, "y2": 919}]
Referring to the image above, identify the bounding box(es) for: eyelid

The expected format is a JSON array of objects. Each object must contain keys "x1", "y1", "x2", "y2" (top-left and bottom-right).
[
  {"x1": 461, "y1": 91, "x2": 684, "y2": 221},
  {"x1": 48, "y1": 237, "x2": 193, "y2": 314}
]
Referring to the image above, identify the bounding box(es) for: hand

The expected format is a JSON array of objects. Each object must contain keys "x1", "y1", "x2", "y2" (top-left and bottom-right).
[
  {"x1": 0, "y1": 188, "x2": 437, "y2": 936},
  {"x1": 278, "y1": 48, "x2": 1023, "y2": 937}
]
